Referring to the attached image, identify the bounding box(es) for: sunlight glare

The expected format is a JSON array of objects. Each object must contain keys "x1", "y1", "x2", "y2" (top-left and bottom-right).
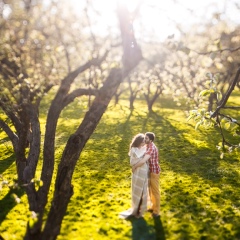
[{"x1": 69, "y1": 0, "x2": 239, "y2": 41}]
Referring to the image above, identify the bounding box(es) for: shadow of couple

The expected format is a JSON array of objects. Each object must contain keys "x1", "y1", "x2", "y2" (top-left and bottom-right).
[{"x1": 127, "y1": 215, "x2": 166, "y2": 240}]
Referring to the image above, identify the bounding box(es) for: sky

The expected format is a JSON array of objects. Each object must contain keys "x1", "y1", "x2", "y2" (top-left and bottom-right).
[{"x1": 69, "y1": 0, "x2": 240, "y2": 41}]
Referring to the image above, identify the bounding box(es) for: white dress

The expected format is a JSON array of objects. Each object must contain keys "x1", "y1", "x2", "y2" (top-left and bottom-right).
[{"x1": 120, "y1": 146, "x2": 148, "y2": 218}]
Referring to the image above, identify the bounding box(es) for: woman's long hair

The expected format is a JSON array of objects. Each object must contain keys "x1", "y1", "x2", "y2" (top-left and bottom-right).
[{"x1": 129, "y1": 133, "x2": 145, "y2": 153}]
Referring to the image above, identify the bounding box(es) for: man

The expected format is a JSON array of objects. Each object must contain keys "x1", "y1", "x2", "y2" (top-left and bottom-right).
[{"x1": 132, "y1": 132, "x2": 160, "y2": 217}]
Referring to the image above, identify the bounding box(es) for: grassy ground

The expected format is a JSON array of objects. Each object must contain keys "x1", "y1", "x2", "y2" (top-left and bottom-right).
[{"x1": 1, "y1": 96, "x2": 240, "y2": 240}]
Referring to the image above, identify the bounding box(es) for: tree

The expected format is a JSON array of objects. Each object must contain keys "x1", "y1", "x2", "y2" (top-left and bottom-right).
[
  {"x1": 183, "y1": 15, "x2": 240, "y2": 156},
  {"x1": 0, "y1": 0, "x2": 142, "y2": 239},
  {"x1": 188, "y1": 67, "x2": 240, "y2": 157},
  {"x1": 154, "y1": 11, "x2": 240, "y2": 111}
]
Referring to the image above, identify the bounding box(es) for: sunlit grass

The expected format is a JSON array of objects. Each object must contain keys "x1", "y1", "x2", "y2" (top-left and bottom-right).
[{"x1": 1, "y1": 96, "x2": 240, "y2": 239}]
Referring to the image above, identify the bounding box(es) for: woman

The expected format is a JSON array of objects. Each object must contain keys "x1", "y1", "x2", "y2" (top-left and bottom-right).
[{"x1": 120, "y1": 133, "x2": 149, "y2": 219}]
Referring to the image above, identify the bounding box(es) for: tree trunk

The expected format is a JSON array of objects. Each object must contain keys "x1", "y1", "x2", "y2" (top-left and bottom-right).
[
  {"x1": 148, "y1": 102, "x2": 153, "y2": 112},
  {"x1": 129, "y1": 95, "x2": 136, "y2": 110},
  {"x1": 15, "y1": 132, "x2": 28, "y2": 183},
  {"x1": 24, "y1": 4, "x2": 142, "y2": 239},
  {"x1": 24, "y1": 104, "x2": 42, "y2": 210},
  {"x1": 41, "y1": 68, "x2": 123, "y2": 239},
  {"x1": 208, "y1": 93, "x2": 218, "y2": 112},
  {"x1": 114, "y1": 93, "x2": 120, "y2": 105},
  {"x1": 16, "y1": 153, "x2": 27, "y2": 184}
]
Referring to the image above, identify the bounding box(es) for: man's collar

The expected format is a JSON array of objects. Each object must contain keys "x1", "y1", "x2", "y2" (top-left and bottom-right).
[{"x1": 147, "y1": 141, "x2": 153, "y2": 146}]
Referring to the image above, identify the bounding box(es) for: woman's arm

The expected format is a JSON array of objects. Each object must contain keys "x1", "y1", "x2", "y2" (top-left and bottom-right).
[
  {"x1": 129, "y1": 148, "x2": 145, "y2": 166},
  {"x1": 132, "y1": 154, "x2": 151, "y2": 172},
  {"x1": 130, "y1": 155, "x2": 144, "y2": 166}
]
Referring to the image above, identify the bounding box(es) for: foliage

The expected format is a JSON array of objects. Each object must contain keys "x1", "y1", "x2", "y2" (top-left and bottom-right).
[
  {"x1": 0, "y1": 0, "x2": 142, "y2": 239},
  {"x1": 167, "y1": 19, "x2": 239, "y2": 108},
  {"x1": 188, "y1": 71, "x2": 240, "y2": 157},
  {"x1": 116, "y1": 16, "x2": 240, "y2": 112},
  {"x1": 1, "y1": 98, "x2": 240, "y2": 239},
  {"x1": 1, "y1": 0, "x2": 240, "y2": 238}
]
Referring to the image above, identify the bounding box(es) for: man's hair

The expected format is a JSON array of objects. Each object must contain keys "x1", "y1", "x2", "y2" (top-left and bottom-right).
[{"x1": 145, "y1": 132, "x2": 155, "y2": 141}]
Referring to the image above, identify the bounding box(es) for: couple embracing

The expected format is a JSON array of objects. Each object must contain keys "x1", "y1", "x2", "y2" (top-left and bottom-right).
[{"x1": 120, "y1": 132, "x2": 160, "y2": 219}]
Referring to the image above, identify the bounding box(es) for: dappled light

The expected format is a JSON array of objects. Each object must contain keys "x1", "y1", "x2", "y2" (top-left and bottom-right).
[{"x1": 0, "y1": 0, "x2": 240, "y2": 239}]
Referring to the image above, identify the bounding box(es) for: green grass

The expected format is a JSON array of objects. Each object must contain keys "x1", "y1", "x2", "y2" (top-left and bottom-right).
[{"x1": 1, "y1": 97, "x2": 240, "y2": 240}]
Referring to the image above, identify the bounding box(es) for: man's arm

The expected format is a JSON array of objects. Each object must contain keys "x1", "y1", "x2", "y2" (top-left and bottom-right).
[{"x1": 132, "y1": 154, "x2": 151, "y2": 172}]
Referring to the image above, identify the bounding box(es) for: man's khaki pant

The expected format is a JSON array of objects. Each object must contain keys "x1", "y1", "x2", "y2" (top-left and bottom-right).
[{"x1": 149, "y1": 172, "x2": 160, "y2": 215}]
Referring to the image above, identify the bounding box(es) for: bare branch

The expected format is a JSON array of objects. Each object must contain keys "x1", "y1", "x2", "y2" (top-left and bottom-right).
[
  {"x1": 0, "y1": 97, "x2": 22, "y2": 132},
  {"x1": 191, "y1": 46, "x2": 240, "y2": 55},
  {"x1": 56, "y1": 25, "x2": 72, "y2": 73},
  {"x1": 117, "y1": 3, "x2": 142, "y2": 72},
  {"x1": 211, "y1": 67, "x2": 240, "y2": 118},
  {"x1": 0, "y1": 119, "x2": 19, "y2": 146},
  {"x1": 62, "y1": 88, "x2": 99, "y2": 108},
  {"x1": 60, "y1": 50, "x2": 109, "y2": 93},
  {"x1": 218, "y1": 113, "x2": 240, "y2": 127},
  {"x1": 222, "y1": 106, "x2": 240, "y2": 110},
  {"x1": 31, "y1": 83, "x2": 54, "y2": 106}
]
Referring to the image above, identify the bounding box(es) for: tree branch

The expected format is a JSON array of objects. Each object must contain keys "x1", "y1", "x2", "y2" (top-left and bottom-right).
[
  {"x1": 222, "y1": 106, "x2": 240, "y2": 109},
  {"x1": 0, "y1": 98, "x2": 22, "y2": 133},
  {"x1": 192, "y1": 46, "x2": 240, "y2": 55},
  {"x1": 117, "y1": 3, "x2": 142, "y2": 73},
  {"x1": 62, "y1": 88, "x2": 99, "y2": 108},
  {"x1": 218, "y1": 113, "x2": 240, "y2": 127},
  {"x1": 211, "y1": 67, "x2": 240, "y2": 118},
  {"x1": 0, "y1": 119, "x2": 19, "y2": 146},
  {"x1": 60, "y1": 50, "x2": 109, "y2": 94}
]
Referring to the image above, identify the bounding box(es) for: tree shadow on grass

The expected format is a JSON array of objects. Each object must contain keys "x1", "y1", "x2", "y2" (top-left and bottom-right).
[
  {"x1": 145, "y1": 112, "x2": 221, "y2": 177},
  {"x1": 0, "y1": 188, "x2": 25, "y2": 225},
  {"x1": 153, "y1": 216, "x2": 166, "y2": 240},
  {"x1": 162, "y1": 180, "x2": 240, "y2": 239},
  {"x1": 0, "y1": 154, "x2": 15, "y2": 175},
  {"x1": 126, "y1": 216, "x2": 166, "y2": 240}
]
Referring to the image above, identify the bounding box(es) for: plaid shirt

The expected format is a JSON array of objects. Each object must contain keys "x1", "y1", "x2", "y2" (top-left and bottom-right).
[{"x1": 146, "y1": 142, "x2": 160, "y2": 174}]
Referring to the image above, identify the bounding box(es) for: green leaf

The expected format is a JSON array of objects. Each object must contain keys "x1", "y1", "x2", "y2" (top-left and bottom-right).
[
  {"x1": 31, "y1": 178, "x2": 43, "y2": 191},
  {"x1": 195, "y1": 121, "x2": 202, "y2": 130},
  {"x1": 11, "y1": 193, "x2": 21, "y2": 203},
  {"x1": 224, "y1": 122, "x2": 231, "y2": 130},
  {"x1": 29, "y1": 218, "x2": 38, "y2": 229},
  {"x1": 210, "y1": 119, "x2": 216, "y2": 125},
  {"x1": 28, "y1": 211, "x2": 39, "y2": 229},
  {"x1": 187, "y1": 115, "x2": 193, "y2": 122},
  {"x1": 199, "y1": 90, "x2": 211, "y2": 97},
  {"x1": 216, "y1": 91, "x2": 222, "y2": 101},
  {"x1": 35, "y1": 179, "x2": 43, "y2": 191},
  {"x1": 200, "y1": 109, "x2": 206, "y2": 116},
  {"x1": 220, "y1": 118, "x2": 228, "y2": 124}
]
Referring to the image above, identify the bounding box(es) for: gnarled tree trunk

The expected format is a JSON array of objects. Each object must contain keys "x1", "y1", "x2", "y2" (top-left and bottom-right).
[{"x1": 24, "y1": 4, "x2": 142, "y2": 240}]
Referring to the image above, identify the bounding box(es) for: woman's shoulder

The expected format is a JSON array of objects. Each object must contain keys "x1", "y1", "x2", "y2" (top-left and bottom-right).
[
  {"x1": 142, "y1": 145, "x2": 147, "y2": 151},
  {"x1": 129, "y1": 147, "x2": 135, "y2": 156},
  {"x1": 134, "y1": 146, "x2": 146, "y2": 158},
  {"x1": 131, "y1": 147, "x2": 138, "y2": 151},
  {"x1": 130, "y1": 147, "x2": 137, "y2": 154}
]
